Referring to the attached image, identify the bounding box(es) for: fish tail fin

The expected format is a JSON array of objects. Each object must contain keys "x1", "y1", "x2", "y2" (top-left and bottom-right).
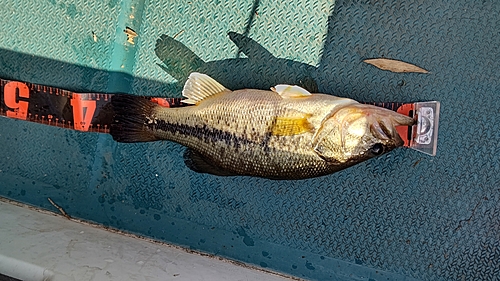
[{"x1": 110, "y1": 94, "x2": 159, "y2": 143}]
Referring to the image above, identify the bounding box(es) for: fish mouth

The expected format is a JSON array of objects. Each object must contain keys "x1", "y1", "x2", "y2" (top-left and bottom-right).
[
  {"x1": 312, "y1": 103, "x2": 414, "y2": 164},
  {"x1": 367, "y1": 107, "x2": 414, "y2": 147},
  {"x1": 370, "y1": 117, "x2": 408, "y2": 146},
  {"x1": 340, "y1": 104, "x2": 414, "y2": 148}
]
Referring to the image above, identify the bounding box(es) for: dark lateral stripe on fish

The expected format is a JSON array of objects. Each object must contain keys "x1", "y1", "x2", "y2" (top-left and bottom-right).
[{"x1": 149, "y1": 119, "x2": 254, "y2": 149}]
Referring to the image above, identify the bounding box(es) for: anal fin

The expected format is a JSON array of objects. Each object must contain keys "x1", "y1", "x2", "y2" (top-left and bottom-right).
[{"x1": 183, "y1": 149, "x2": 237, "y2": 176}]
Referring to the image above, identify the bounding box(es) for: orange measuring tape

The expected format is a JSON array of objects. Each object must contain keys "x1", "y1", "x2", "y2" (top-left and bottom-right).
[
  {"x1": 0, "y1": 78, "x2": 438, "y2": 155},
  {"x1": 0, "y1": 78, "x2": 185, "y2": 133}
]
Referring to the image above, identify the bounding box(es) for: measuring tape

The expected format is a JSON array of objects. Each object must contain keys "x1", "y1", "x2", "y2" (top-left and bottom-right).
[
  {"x1": 0, "y1": 78, "x2": 185, "y2": 133},
  {"x1": 0, "y1": 77, "x2": 438, "y2": 155}
]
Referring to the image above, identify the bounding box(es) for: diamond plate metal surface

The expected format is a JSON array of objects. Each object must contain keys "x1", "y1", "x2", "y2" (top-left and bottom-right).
[
  {"x1": 0, "y1": 0, "x2": 499, "y2": 281},
  {"x1": 131, "y1": 0, "x2": 330, "y2": 96},
  {"x1": 0, "y1": 0, "x2": 119, "y2": 68}
]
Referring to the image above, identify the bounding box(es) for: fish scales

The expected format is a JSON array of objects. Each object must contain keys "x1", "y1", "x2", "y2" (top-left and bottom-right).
[
  {"x1": 110, "y1": 73, "x2": 414, "y2": 180},
  {"x1": 148, "y1": 90, "x2": 346, "y2": 179}
]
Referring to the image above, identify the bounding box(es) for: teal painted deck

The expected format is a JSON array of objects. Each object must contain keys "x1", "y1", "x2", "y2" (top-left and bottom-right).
[{"x1": 0, "y1": 1, "x2": 499, "y2": 280}]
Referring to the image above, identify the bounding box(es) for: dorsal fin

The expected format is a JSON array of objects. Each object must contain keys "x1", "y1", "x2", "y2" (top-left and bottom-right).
[
  {"x1": 182, "y1": 73, "x2": 229, "y2": 105},
  {"x1": 271, "y1": 84, "x2": 312, "y2": 98}
]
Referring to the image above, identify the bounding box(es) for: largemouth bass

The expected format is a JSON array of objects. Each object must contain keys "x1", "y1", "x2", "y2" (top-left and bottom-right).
[{"x1": 110, "y1": 73, "x2": 414, "y2": 180}]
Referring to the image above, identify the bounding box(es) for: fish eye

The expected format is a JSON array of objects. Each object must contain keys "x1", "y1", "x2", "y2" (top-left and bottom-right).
[{"x1": 370, "y1": 143, "x2": 385, "y2": 156}]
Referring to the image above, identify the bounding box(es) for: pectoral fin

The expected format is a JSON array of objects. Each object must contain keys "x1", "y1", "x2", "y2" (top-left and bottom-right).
[
  {"x1": 271, "y1": 115, "x2": 313, "y2": 136},
  {"x1": 184, "y1": 149, "x2": 237, "y2": 176}
]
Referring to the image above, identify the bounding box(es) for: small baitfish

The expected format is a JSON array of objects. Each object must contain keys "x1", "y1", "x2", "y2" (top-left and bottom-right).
[{"x1": 110, "y1": 73, "x2": 414, "y2": 180}]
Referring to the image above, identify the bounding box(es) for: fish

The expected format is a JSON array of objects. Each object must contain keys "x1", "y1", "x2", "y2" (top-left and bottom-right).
[{"x1": 110, "y1": 73, "x2": 414, "y2": 180}]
